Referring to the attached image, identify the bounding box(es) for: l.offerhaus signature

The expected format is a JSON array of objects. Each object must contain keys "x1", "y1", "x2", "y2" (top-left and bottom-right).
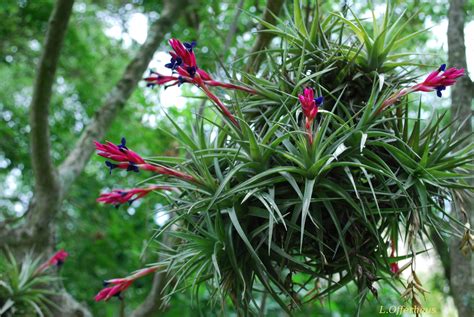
[{"x1": 379, "y1": 305, "x2": 438, "y2": 315}]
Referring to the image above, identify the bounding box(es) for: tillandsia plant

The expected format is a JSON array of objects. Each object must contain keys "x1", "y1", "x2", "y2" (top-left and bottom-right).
[
  {"x1": 93, "y1": 2, "x2": 473, "y2": 316},
  {"x1": 0, "y1": 250, "x2": 68, "y2": 316}
]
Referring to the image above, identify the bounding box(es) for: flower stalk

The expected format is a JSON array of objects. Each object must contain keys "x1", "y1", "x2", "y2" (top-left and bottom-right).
[
  {"x1": 145, "y1": 39, "x2": 257, "y2": 128},
  {"x1": 379, "y1": 64, "x2": 464, "y2": 112},
  {"x1": 97, "y1": 185, "x2": 175, "y2": 208},
  {"x1": 95, "y1": 137, "x2": 197, "y2": 182},
  {"x1": 35, "y1": 249, "x2": 68, "y2": 275},
  {"x1": 94, "y1": 266, "x2": 160, "y2": 301},
  {"x1": 298, "y1": 88, "x2": 323, "y2": 145}
]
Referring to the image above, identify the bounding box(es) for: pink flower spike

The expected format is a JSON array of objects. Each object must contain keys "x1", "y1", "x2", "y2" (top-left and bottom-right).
[
  {"x1": 48, "y1": 249, "x2": 68, "y2": 266},
  {"x1": 298, "y1": 88, "x2": 323, "y2": 145},
  {"x1": 165, "y1": 39, "x2": 198, "y2": 80},
  {"x1": 145, "y1": 38, "x2": 259, "y2": 129},
  {"x1": 97, "y1": 185, "x2": 174, "y2": 208},
  {"x1": 94, "y1": 286, "x2": 116, "y2": 302},
  {"x1": 95, "y1": 137, "x2": 198, "y2": 182},
  {"x1": 94, "y1": 281, "x2": 132, "y2": 302},
  {"x1": 36, "y1": 249, "x2": 69, "y2": 274},
  {"x1": 413, "y1": 64, "x2": 465, "y2": 97},
  {"x1": 95, "y1": 266, "x2": 159, "y2": 302},
  {"x1": 196, "y1": 68, "x2": 212, "y2": 81},
  {"x1": 168, "y1": 38, "x2": 196, "y2": 68},
  {"x1": 95, "y1": 137, "x2": 145, "y2": 174},
  {"x1": 379, "y1": 65, "x2": 465, "y2": 113}
]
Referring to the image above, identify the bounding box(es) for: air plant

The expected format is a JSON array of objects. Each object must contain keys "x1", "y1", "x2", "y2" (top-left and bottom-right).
[
  {"x1": 0, "y1": 250, "x2": 67, "y2": 316},
  {"x1": 93, "y1": 2, "x2": 473, "y2": 315}
]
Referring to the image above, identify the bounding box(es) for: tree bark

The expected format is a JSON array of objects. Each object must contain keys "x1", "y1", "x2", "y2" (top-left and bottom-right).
[
  {"x1": 448, "y1": 0, "x2": 473, "y2": 127},
  {"x1": 29, "y1": 0, "x2": 73, "y2": 207},
  {"x1": 446, "y1": 1, "x2": 474, "y2": 316}
]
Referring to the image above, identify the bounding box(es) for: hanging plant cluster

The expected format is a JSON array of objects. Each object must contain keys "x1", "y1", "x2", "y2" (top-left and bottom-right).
[{"x1": 93, "y1": 4, "x2": 473, "y2": 315}]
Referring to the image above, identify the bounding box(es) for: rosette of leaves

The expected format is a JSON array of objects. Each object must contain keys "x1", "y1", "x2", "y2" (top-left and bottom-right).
[
  {"x1": 140, "y1": 3, "x2": 472, "y2": 315},
  {"x1": 0, "y1": 251, "x2": 58, "y2": 316}
]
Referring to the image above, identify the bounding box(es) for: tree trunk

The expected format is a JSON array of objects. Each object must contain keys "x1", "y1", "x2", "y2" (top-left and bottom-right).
[{"x1": 446, "y1": 1, "x2": 474, "y2": 316}]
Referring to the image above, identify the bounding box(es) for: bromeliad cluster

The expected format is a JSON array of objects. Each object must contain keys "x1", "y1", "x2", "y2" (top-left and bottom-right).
[
  {"x1": 92, "y1": 32, "x2": 471, "y2": 314},
  {"x1": 145, "y1": 39, "x2": 256, "y2": 127},
  {"x1": 0, "y1": 249, "x2": 70, "y2": 316}
]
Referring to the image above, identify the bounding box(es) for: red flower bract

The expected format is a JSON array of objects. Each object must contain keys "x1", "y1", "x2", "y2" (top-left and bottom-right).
[
  {"x1": 94, "y1": 137, "x2": 145, "y2": 173},
  {"x1": 95, "y1": 138, "x2": 197, "y2": 182},
  {"x1": 413, "y1": 64, "x2": 464, "y2": 97},
  {"x1": 97, "y1": 185, "x2": 174, "y2": 207},
  {"x1": 36, "y1": 249, "x2": 69, "y2": 274},
  {"x1": 48, "y1": 249, "x2": 68, "y2": 266},
  {"x1": 379, "y1": 64, "x2": 465, "y2": 111},
  {"x1": 144, "y1": 38, "x2": 258, "y2": 128},
  {"x1": 94, "y1": 282, "x2": 132, "y2": 302},
  {"x1": 95, "y1": 267, "x2": 158, "y2": 302},
  {"x1": 298, "y1": 88, "x2": 323, "y2": 145},
  {"x1": 390, "y1": 262, "x2": 400, "y2": 274},
  {"x1": 145, "y1": 71, "x2": 180, "y2": 88},
  {"x1": 169, "y1": 38, "x2": 196, "y2": 68}
]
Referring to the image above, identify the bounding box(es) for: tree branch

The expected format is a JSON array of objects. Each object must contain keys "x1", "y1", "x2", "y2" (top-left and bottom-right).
[
  {"x1": 245, "y1": 0, "x2": 284, "y2": 74},
  {"x1": 58, "y1": 0, "x2": 187, "y2": 193},
  {"x1": 29, "y1": 0, "x2": 75, "y2": 204},
  {"x1": 20, "y1": 0, "x2": 75, "y2": 236}
]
